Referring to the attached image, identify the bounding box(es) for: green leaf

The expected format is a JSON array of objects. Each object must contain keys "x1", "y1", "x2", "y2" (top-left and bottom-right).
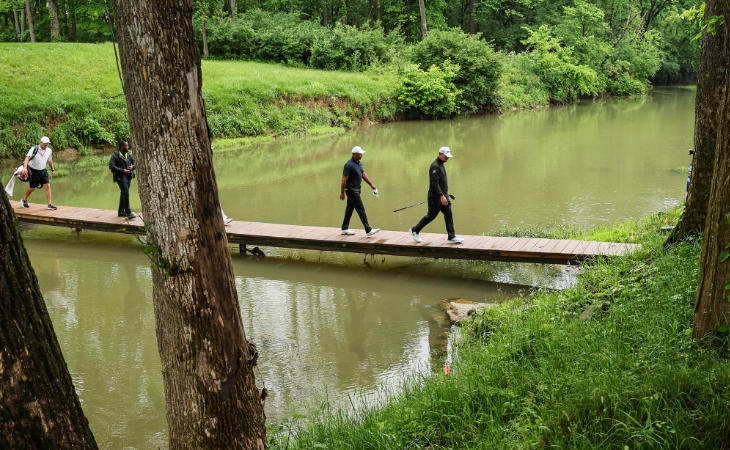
[
  {"x1": 721, "y1": 250, "x2": 730, "y2": 263},
  {"x1": 716, "y1": 324, "x2": 730, "y2": 336},
  {"x1": 726, "y1": 212, "x2": 730, "y2": 225}
]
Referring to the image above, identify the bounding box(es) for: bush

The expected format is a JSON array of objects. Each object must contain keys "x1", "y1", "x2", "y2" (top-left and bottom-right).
[
  {"x1": 523, "y1": 25, "x2": 601, "y2": 103},
  {"x1": 411, "y1": 29, "x2": 501, "y2": 113},
  {"x1": 396, "y1": 62, "x2": 461, "y2": 118},
  {"x1": 203, "y1": 10, "x2": 401, "y2": 72}
]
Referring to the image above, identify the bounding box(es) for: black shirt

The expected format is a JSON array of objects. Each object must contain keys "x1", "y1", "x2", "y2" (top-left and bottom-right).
[
  {"x1": 428, "y1": 157, "x2": 448, "y2": 197},
  {"x1": 109, "y1": 150, "x2": 135, "y2": 183},
  {"x1": 343, "y1": 157, "x2": 364, "y2": 192}
]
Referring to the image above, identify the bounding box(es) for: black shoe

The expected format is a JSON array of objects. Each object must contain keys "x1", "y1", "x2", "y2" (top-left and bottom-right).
[
  {"x1": 118, "y1": 212, "x2": 126, "y2": 217},
  {"x1": 127, "y1": 212, "x2": 137, "y2": 219},
  {"x1": 22, "y1": 199, "x2": 29, "y2": 208},
  {"x1": 47, "y1": 204, "x2": 57, "y2": 210}
]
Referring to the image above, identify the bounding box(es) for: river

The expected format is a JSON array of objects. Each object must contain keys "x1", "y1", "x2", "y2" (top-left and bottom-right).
[{"x1": 12, "y1": 87, "x2": 694, "y2": 448}]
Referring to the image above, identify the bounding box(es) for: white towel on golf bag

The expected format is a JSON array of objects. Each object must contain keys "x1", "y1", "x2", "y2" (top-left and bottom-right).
[{"x1": 4, "y1": 165, "x2": 24, "y2": 197}]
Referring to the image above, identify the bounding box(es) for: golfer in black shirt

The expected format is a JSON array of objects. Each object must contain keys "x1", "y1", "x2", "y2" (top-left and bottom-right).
[
  {"x1": 340, "y1": 146, "x2": 380, "y2": 236},
  {"x1": 410, "y1": 146, "x2": 463, "y2": 244}
]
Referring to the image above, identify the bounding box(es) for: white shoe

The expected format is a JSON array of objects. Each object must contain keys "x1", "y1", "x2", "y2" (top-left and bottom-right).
[
  {"x1": 224, "y1": 217, "x2": 233, "y2": 225},
  {"x1": 410, "y1": 228, "x2": 422, "y2": 243},
  {"x1": 447, "y1": 237, "x2": 463, "y2": 244},
  {"x1": 341, "y1": 229, "x2": 356, "y2": 235},
  {"x1": 366, "y1": 228, "x2": 380, "y2": 236}
]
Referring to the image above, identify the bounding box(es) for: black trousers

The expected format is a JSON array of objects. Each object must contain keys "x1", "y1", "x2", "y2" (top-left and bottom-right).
[
  {"x1": 117, "y1": 180, "x2": 131, "y2": 215},
  {"x1": 412, "y1": 195, "x2": 455, "y2": 239},
  {"x1": 341, "y1": 190, "x2": 371, "y2": 232}
]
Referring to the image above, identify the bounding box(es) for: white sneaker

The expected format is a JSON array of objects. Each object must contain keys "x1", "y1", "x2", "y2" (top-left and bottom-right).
[
  {"x1": 366, "y1": 228, "x2": 380, "y2": 236},
  {"x1": 447, "y1": 237, "x2": 464, "y2": 244},
  {"x1": 224, "y1": 217, "x2": 233, "y2": 225},
  {"x1": 410, "y1": 228, "x2": 422, "y2": 243},
  {"x1": 341, "y1": 229, "x2": 356, "y2": 235}
]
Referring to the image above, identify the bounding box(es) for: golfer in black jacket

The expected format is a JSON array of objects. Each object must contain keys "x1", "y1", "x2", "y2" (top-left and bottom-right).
[
  {"x1": 109, "y1": 140, "x2": 136, "y2": 218},
  {"x1": 409, "y1": 146, "x2": 463, "y2": 244}
]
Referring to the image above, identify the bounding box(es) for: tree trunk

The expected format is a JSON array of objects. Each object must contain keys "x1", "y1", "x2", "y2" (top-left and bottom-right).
[
  {"x1": 202, "y1": 17, "x2": 209, "y2": 59},
  {"x1": 376, "y1": 0, "x2": 381, "y2": 21},
  {"x1": 693, "y1": 2, "x2": 730, "y2": 339},
  {"x1": 418, "y1": 0, "x2": 428, "y2": 38},
  {"x1": 230, "y1": 0, "x2": 236, "y2": 19},
  {"x1": 666, "y1": 0, "x2": 727, "y2": 245},
  {"x1": 69, "y1": 0, "x2": 77, "y2": 40},
  {"x1": 49, "y1": 0, "x2": 61, "y2": 40},
  {"x1": 25, "y1": 0, "x2": 35, "y2": 42},
  {"x1": 20, "y1": 7, "x2": 25, "y2": 35},
  {"x1": 0, "y1": 193, "x2": 97, "y2": 447},
  {"x1": 468, "y1": 0, "x2": 475, "y2": 34},
  {"x1": 112, "y1": 1, "x2": 267, "y2": 447},
  {"x1": 61, "y1": 0, "x2": 70, "y2": 39},
  {"x1": 13, "y1": 9, "x2": 20, "y2": 41},
  {"x1": 323, "y1": 0, "x2": 329, "y2": 27}
]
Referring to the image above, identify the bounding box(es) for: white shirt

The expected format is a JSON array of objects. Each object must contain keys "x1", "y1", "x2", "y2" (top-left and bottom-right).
[{"x1": 27, "y1": 146, "x2": 52, "y2": 171}]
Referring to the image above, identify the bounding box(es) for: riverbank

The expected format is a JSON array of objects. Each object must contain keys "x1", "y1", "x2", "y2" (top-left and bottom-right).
[
  {"x1": 276, "y1": 208, "x2": 730, "y2": 448},
  {"x1": 0, "y1": 43, "x2": 398, "y2": 159}
]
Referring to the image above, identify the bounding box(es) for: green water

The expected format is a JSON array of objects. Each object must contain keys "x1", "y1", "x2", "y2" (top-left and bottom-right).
[{"x1": 13, "y1": 87, "x2": 694, "y2": 448}]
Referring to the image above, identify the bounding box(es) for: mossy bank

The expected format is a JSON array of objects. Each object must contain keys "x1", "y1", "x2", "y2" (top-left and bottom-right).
[{"x1": 272, "y1": 208, "x2": 730, "y2": 449}]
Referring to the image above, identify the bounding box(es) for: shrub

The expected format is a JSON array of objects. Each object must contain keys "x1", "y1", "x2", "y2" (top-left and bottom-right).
[
  {"x1": 396, "y1": 61, "x2": 461, "y2": 118},
  {"x1": 411, "y1": 29, "x2": 501, "y2": 112},
  {"x1": 310, "y1": 23, "x2": 400, "y2": 72},
  {"x1": 522, "y1": 25, "x2": 601, "y2": 103}
]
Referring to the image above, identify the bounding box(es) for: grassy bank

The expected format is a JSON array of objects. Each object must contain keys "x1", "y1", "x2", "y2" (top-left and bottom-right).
[
  {"x1": 274, "y1": 209, "x2": 730, "y2": 448},
  {"x1": 0, "y1": 43, "x2": 398, "y2": 158}
]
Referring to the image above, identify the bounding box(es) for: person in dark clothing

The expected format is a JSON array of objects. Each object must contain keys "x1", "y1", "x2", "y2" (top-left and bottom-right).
[
  {"x1": 410, "y1": 147, "x2": 463, "y2": 244},
  {"x1": 340, "y1": 146, "x2": 380, "y2": 236},
  {"x1": 109, "y1": 140, "x2": 136, "y2": 218}
]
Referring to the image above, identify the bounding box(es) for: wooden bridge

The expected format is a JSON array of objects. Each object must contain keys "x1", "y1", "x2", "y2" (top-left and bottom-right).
[{"x1": 11, "y1": 201, "x2": 640, "y2": 264}]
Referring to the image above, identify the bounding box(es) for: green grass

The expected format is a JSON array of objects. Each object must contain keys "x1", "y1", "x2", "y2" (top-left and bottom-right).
[
  {"x1": 0, "y1": 43, "x2": 398, "y2": 158},
  {"x1": 273, "y1": 209, "x2": 730, "y2": 449}
]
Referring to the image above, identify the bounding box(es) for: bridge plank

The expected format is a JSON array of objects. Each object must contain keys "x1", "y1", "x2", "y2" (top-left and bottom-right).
[{"x1": 9, "y1": 201, "x2": 640, "y2": 264}]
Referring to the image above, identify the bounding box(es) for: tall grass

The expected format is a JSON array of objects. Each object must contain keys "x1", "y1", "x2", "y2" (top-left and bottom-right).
[
  {"x1": 275, "y1": 210, "x2": 730, "y2": 448},
  {"x1": 0, "y1": 43, "x2": 397, "y2": 158}
]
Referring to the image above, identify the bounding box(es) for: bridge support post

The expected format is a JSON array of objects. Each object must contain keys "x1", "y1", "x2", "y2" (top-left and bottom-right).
[{"x1": 239, "y1": 243, "x2": 247, "y2": 255}]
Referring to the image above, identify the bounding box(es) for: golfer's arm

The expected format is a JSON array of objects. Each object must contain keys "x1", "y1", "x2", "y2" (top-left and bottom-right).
[
  {"x1": 22, "y1": 156, "x2": 30, "y2": 171},
  {"x1": 362, "y1": 172, "x2": 375, "y2": 189},
  {"x1": 341, "y1": 175, "x2": 348, "y2": 194},
  {"x1": 430, "y1": 170, "x2": 443, "y2": 197},
  {"x1": 48, "y1": 159, "x2": 54, "y2": 171}
]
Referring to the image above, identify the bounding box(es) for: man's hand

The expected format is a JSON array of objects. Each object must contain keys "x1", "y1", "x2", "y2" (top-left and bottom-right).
[
  {"x1": 124, "y1": 169, "x2": 131, "y2": 174},
  {"x1": 50, "y1": 169, "x2": 55, "y2": 177},
  {"x1": 441, "y1": 195, "x2": 448, "y2": 206},
  {"x1": 371, "y1": 184, "x2": 377, "y2": 191},
  {"x1": 340, "y1": 192, "x2": 345, "y2": 200}
]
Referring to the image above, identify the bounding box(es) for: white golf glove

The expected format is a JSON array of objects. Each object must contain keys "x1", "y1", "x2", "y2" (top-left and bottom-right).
[{"x1": 373, "y1": 188, "x2": 379, "y2": 198}]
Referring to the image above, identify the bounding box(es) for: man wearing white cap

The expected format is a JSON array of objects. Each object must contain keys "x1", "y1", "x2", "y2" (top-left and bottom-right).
[
  {"x1": 20, "y1": 136, "x2": 57, "y2": 210},
  {"x1": 409, "y1": 146, "x2": 463, "y2": 244},
  {"x1": 340, "y1": 146, "x2": 380, "y2": 236}
]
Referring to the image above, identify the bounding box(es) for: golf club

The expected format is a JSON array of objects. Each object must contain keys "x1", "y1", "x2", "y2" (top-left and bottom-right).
[{"x1": 393, "y1": 194, "x2": 455, "y2": 213}]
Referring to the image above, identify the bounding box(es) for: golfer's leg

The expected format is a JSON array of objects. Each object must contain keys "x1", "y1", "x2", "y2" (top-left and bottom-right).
[
  {"x1": 342, "y1": 194, "x2": 355, "y2": 230},
  {"x1": 352, "y1": 193, "x2": 371, "y2": 232},
  {"x1": 117, "y1": 181, "x2": 125, "y2": 215},
  {"x1": 442, "y1": 203, "x2": 455, "y2": 239},
  {"x1": 122, "y1": 181, "x2": 131, "y2": 214},
  {"x1": 413, "y1": 197, "x2": 440, "y2": 233},
  {"x1": 44, "y1": 184, "x2": 51, "y2": 204},
  {"x1": 23, "y1": 188, "x2": 34, "y2": 201}
]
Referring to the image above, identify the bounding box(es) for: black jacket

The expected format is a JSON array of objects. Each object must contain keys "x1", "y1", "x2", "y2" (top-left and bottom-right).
[
  {"x1": 428, "y1": 157, "x2": 448, "y2": 198},
  {"x1": 109, "y1": 150, "x2": 135, "y2": 183}
]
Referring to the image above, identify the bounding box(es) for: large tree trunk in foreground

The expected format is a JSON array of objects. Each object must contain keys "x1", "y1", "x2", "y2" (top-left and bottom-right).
[
  {"x1": 24, "y1": 0, "x2": 35, "y2": 42},
  {"x1": 113, "y1": 1, "x2": 266, "y2": 447},
  {"x1": 666, "y1": 0, "x2": 727, "y2": 245},
  {"x1": 418, "y1": 0, "x2": 428, "y2": 38},
  {"x1": 49, "y1": 0, "x2": 61, "y2": 40},
  {"x1": 0, "y1": 193, "x2": 97, "y2": 448},
  {"x1": 693, "y1": 6, "x2": 730, "y2": 339}
]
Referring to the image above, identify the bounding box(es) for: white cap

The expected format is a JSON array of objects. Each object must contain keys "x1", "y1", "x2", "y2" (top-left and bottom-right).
[
  {"x1": 352, "y1": 146, "x2": 365, "y2": 154},
  {"x1": 439, "y1": 146, "x2": 453, "y2": 158},
  {"x1": 40, "y1": 136, "x2": 51, "y2": 144}
]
